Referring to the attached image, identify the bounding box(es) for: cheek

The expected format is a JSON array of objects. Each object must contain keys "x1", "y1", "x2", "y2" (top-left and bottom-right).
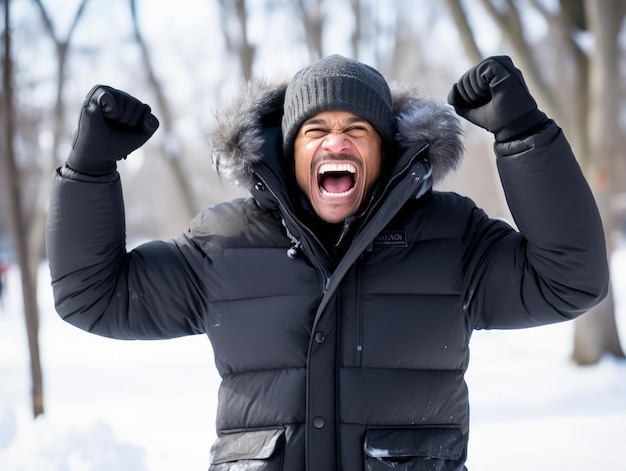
[
  {"x1": 363, "y1": 168, "x2": 380, "y2": 195},
  {"x1": 363, "y1": 152, "x2": 382, "y2": 190},
  {"x1": 294, "y1": 156, "x2": 312, "y2": 193},
  {"x1": 293, "y1": 139, "x2": 319, "y2": 194}
]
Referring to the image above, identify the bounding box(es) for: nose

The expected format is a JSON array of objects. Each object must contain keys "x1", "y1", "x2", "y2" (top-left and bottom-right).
[{"x1": 322, "y1": 131, "x2": 351, "y2": 153}]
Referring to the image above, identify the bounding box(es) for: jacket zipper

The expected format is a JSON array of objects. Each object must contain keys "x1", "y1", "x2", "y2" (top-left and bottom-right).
[
  {"x1": 253, "y1": 171, "x2": 332, "y2": 288},
  {"x1": 356, "y1": 253, "x2": 365, "y2": 367}
]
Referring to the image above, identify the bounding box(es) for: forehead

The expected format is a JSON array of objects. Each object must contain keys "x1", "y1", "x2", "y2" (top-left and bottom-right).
[{"x1": 302, "y1": 110, "x2": 371, "y2": 127}]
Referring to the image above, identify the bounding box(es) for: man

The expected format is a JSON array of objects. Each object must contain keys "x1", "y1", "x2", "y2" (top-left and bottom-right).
[{"x1": 46, "y1": 55, "x2": 608, "y2": 470}]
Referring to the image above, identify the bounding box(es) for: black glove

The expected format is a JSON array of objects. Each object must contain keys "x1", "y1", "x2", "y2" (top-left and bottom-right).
[
  {"x1": 448, "y1": 56, "x2": 548, "y2": 142},
  {"x1": 67, "y1": 85, "x2": 159, "y2": 175}
]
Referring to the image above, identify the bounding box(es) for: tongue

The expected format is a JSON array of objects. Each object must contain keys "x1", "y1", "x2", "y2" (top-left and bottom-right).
[{"x1": 321, "y1": 174, "x2": 353, "y2": 193}]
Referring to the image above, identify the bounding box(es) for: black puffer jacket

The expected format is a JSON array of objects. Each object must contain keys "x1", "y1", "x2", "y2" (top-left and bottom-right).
[{"x1": 46, "y1": 81, "x2": 609, "y2": 471}]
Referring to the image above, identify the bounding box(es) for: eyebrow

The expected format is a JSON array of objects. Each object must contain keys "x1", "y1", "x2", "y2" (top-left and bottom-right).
[{"x1": 302, "y1": 116, "x2": 369, "y2": 127}]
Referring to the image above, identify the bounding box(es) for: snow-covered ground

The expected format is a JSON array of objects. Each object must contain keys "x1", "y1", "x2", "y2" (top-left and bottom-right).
[{"x1": 1, "y1": 246, "x2": 625, "y2": 471}]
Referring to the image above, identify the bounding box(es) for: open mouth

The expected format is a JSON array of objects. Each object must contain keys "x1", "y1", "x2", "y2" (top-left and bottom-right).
[{"x1": 317, "y1": 162, "x2": 357, "y2": 198}]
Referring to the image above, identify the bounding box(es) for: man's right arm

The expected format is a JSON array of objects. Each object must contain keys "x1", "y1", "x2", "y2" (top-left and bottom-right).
[{"x1": 46, "y1": 86, "x2": 209, "y2": 339}]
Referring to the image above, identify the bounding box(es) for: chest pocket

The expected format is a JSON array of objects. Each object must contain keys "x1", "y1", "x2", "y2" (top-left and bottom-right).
[
  {"x1": 364, "y1": 427, "x2": 465, "y2": 471},
  {"x1": 209, "y1": 428, "x2": 285, "y2": 470}
]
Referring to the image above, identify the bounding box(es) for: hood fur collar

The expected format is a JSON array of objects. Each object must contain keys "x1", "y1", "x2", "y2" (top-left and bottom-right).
[{"x1": 209, "y1": 80, "x2": 464, "y2": 191}]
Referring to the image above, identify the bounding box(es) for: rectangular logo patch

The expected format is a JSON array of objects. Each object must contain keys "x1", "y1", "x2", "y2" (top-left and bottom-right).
[{"x1": 374, "y1": 231, "x2": 407, "y2": 248}]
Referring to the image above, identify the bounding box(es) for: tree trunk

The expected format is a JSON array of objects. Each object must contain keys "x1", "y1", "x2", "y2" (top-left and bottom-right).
[
  {"x1": 130, "y1": 0, "x2": 198, "y2": 221},
  {"x1": 572, "y1": 0, "x2": 626, "y2": 364},
  {"x1": 573, "y1": 285, "x2": 624, "y2": 365},
  {"x1": 443, "y1": 0, "x2": 483, "y2": 64},
  {"x1": 2, "y1": 0, "x2": 44, "y2": 418},
  {"x1": 296, "y1": 0, "x2": 324, "y2": 60}
]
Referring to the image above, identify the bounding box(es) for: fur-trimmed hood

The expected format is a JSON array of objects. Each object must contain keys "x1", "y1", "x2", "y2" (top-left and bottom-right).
[{"x1": 209, "y1": 80, "x2": 464, "y2": 192}]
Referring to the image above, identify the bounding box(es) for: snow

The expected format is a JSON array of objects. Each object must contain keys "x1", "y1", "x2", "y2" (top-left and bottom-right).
[{"x1": 0, "y1": 246, "x2": 625, "y2": 471}]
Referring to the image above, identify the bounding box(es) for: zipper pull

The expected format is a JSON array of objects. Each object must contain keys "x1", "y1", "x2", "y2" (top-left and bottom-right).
[
  {"x1": 287, "y1": 240, "x2": 301, "y2": 259},
  {"x1": 334, "y1": 216, "x2": 355, "y2": 251},
  {"x1": 282, "y1": 218, "x2": 302, "y2": 259},
  {"x1": 323, "y1": 277, "x2": 331, "y2": 293}
]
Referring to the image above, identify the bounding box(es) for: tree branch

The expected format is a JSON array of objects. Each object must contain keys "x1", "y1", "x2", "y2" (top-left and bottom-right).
[
  {"x1": 479, "y1": 0, "x2": 562, "y2": 123},
  {"x1": 442, "y1": 0, "x2": 483, "y2": 64},
  {"x1": 130, "y1": 0, "x2": 198, "y2": 219}
]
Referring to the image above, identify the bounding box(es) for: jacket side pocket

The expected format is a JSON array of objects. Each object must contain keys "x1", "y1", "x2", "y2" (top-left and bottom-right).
[
  {"x1": 364, "y1": 427, "x2": 465, "y2": 471},
  {"x1": 209, "y1": 428, "x2": 285, "y2": 471}
]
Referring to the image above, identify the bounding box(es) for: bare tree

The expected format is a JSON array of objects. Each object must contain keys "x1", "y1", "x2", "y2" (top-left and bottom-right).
[
  {"x1": 30, "y1": 0, "x2": 90, "y2": 268},
  {"x1": 130, "y1": 0, "x2": 198, "y2": 220},
  {"x1": 2, "y1": 0, "x2": 44, "y2": 418},
  {"x1": 218, "y1": 0, "x2": 256, "y2": 81},
  {"x1": 571, "y1": 0, "x2": 626, "y2": 364},
  {"x1": 350, "y1": 0, "x2": 361, "y2": 59},
  {"x1": 444, "y1": 0, "x2": 625, "y2": 364},
  {"x1": 295, "y1": 0, "x2": 324, "y2": 60},
  {"x1": 2, "y1": 0, "x2": 91, "y2": 419}
]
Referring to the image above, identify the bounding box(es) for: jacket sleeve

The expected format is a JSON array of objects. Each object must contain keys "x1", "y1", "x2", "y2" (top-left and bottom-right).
[
  {"x1": 465, "y1": 122, "x2": 609, "y2": 330},
  {"x1": 45, "y1": 165, "x2": 209, "y2": 339}
]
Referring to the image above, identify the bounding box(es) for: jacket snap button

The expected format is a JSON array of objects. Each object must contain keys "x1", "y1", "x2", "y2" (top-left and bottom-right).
[
  {"x1": 314, "y1": 332, "x2": 325, "y2": 343},
  {"x1": 313, "y1": 416, "x2": 325, "y2": 429}
]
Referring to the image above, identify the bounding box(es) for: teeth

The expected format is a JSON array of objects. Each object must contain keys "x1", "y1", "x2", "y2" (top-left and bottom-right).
[
  {"x1": 318, "y1": 163, "x2": 356, "y2": 174},
  {"x1": 321, "y1": 187, "x2": 355, "y2": 198}
]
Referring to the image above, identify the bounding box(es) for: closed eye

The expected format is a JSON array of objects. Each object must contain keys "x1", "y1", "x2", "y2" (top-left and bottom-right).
[
  {"x1": 304, "y1": 128, "x2": 328, "y2": 138},
  {"x1": 345, "y1": 125, "x2": 368, "y2": 135},
  {"x1": 304, "y1": 126, "x2": 369, "y2": 138}
]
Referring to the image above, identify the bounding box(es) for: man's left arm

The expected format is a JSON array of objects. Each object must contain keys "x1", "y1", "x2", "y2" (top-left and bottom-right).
[{"x1": 449, "y1": 56, "x2": 609, "y2": 328}]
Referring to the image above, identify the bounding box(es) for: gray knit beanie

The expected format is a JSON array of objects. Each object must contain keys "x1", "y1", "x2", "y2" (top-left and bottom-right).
[{"x1": 282, "y1": 55, "x2": 395, "y2": 159}]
